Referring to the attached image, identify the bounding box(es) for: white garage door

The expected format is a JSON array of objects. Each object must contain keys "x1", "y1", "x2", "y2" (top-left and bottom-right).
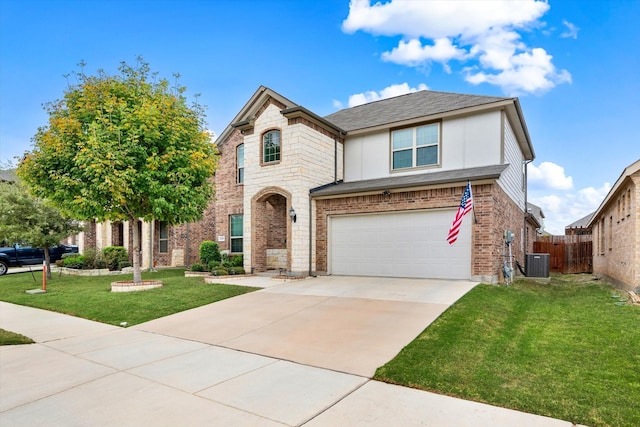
[{"x1": 329, "y1": 209, "x2": 472, "y2": 279}]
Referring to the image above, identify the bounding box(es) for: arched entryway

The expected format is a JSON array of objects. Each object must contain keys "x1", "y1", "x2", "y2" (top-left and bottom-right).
[{"x1": 251, "y1": 188, "x2": 291, "y2": 272}]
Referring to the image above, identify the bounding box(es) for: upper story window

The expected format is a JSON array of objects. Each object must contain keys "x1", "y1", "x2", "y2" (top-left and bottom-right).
[
  {"x1": 236, "y1": 144, "x2": 244, "y2": 184},
  {"x1": 392, "y1": 123, "x2": 439, "y2": 170},
  {"x1": 262, "y1": 130, "x2": 281, "y2": 164}
]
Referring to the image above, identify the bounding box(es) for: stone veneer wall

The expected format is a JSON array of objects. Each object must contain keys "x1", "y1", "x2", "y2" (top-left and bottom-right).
[
  {"x1": 242, "y1": 101, "x2": 343, "y2": 275},
  {"x1": 592, "y1": 173, "x2": 639, "y2": 289},
  {"x1": 314, "y1": 182, "x2": 525, "y2": 282}
]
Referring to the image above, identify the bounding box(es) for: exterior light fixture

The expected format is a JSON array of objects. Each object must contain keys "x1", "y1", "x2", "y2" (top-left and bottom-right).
[{"x1": 289, "y1": 207, "x2": 297, "y2": 223}]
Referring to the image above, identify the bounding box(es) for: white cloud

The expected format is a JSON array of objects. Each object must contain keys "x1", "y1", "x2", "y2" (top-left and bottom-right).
[
  {"x1": 342, "y1": 0, "x2": 571, "y2": 95},
  {"x1": 332, "y1": 99, "x2": 344, "y2": 109},
  {"x1": 347, "y1": 82, "x2": 428, "y2": 107},
  {"x1": 528, "y1": 161, "x2": 574, "y2": 190},
  {"x1": 561, "y1": 20, "x2": 579, "y2": 39},
  {"x1": 530, "y1": 182, "x2": 610, "y2": 235},
  {"x1": 527, "y1": 160, "x2": 611, "y2": 234},
  {"x1": 382, "y1": 38, "x2": 468, "y2": 70}
]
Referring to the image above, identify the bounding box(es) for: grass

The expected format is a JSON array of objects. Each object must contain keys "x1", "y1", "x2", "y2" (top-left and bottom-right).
[
  {"x1": 0, "y1": 328, "x2": 34, "y2": 345},
  {"x1": 375, "y1": 274, "x2": 640, "y2": 427},
  {"x1": 0, "y1": 269, "x2": 260, "y2": 326}
]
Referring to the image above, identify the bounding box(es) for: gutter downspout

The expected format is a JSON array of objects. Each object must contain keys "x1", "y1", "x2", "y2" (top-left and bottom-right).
[
  {"x1": 334, "y1": 136, "x2": 338, "y2": 184},
  {"x1": 523, "y1": 159, "x2": 533, "y2": 265},
  {"x1": 308, "y1": 192, "x2": 315, "y2": 277}
]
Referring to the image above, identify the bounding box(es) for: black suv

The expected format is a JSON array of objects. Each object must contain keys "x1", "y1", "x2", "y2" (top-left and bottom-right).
[{"x1": 0, "y1": 244, "x2": 79, "y2": 275}]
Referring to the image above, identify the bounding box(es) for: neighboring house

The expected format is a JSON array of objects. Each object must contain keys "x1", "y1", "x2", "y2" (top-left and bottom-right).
[
  {"x1": 565, "y1": 212, "x2": 594, "y2": 236},
  {"x1": 78, "y1": 86, "x2": 536, "y2": 283},
  {"x1": 525, "y1": 202, "x2": 545, "y2": 252},
  {"x1": 588, "y1": 159, "x2": 640, "y2": 290}
]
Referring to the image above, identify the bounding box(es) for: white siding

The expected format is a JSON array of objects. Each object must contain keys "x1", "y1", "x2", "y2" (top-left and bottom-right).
[
  {"x1": 497, "y1": 112, "x2": 525, "y2": 209},
  {"x1": 343, "y1": 132, "x2": 388, "y2": 182},
  {"x1": 343, "y1": 110, "x2": 503, "y2": 182}
]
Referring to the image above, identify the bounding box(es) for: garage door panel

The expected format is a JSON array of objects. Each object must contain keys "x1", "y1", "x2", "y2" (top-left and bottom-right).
[{"x1": 329, "y1": 210, "x2": 471, "y2": 280}]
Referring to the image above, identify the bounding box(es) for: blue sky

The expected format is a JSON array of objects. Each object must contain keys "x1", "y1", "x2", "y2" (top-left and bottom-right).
[{"x1": 1, "y1": 0, "x2": 638, "y2": 234}]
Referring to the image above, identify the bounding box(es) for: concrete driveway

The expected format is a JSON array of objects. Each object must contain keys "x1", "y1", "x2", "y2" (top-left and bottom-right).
[{"x1": 137, "y1": 275, "x2": 477, "y2": 377}]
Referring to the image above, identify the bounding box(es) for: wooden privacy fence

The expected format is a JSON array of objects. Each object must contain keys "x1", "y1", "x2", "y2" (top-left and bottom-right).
[{"x1": 533, "y1": 235, "x2": 593, "y2": 274}]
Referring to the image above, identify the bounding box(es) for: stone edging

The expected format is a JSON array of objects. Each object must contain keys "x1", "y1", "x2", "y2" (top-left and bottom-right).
[
  {"x1": 52, "y1": 267, "x2": 116, "y2": 276},
  {"x1": 111, "y1": 280, "x2": 163, "y2": 293}
]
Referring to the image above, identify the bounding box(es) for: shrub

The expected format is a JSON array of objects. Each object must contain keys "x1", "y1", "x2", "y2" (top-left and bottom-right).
[
  {"x1": 63, "y1": 255, "x2": 85, "y2": 269},
  {"x1": 82, "y1": 248, "x2": 99, "y2": 269},
  {"x1": 210, "y1": 268, "x2": 229, "y2": 276},
  {"x1": 231, "y1": 255, "x2": 243, "y2": 267},
  {"x1": 102, "y1": 246, "x2": 128, "y2": 271},
  {"x1": 229, "y1": 267, "x2": 245, "y2": 275},
  {"x1": 118, "y1": 261, "x2": 132, "y2": 270},
  {"x1": 55, "y1": 259, "x2": 64, "y2": 267},
  {"x1": 207, "y1": 260, "x2": 221, "y2": 272},
  {"x1": 199, "y1": 241, "x2": 220, "y2": 266},
  {"x1": 190, "y1": 263, "x2": 204, "y2": 272}
]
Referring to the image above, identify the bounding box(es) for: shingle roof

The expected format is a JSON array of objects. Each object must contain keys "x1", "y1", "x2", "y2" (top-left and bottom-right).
[
  {"x1": 566, "y1": 212, "x2": 594, "y2": 229},
  {"x1": 310, "y1": 164, "x2": 508, "y2": 197},
  {"x1": 324, "y1": 90, "x2": 510, "y2": 132}
]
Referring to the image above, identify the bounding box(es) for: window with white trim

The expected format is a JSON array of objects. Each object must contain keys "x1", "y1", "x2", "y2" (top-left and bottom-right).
[
  {"x1": 236, "y1": 144, "x2": 244, "y2": 184},
  {"x1": 230, "y1": 215, "x2": 243, "y2": 253},
  {"x1": 392, "y1": 123, "x2": 439, "y2": 170}
]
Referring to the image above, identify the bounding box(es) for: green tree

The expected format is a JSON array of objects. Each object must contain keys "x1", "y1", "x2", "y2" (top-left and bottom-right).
[
  {"x1": 0, "y1": 182, "x2": 83, "y2": 278},
  {"x1": 18, "y1": 58, "x2": 217, "y2": 283}
]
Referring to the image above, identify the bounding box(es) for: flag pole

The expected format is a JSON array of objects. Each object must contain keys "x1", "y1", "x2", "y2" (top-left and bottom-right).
[{"x1": 469, "y1": 181, "x2": 478, "y2": 224}]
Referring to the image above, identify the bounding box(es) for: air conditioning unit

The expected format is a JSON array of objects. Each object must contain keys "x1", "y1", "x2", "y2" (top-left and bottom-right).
[{"x1": 526, "y1": 253, "x2": 550, "y2": 278}]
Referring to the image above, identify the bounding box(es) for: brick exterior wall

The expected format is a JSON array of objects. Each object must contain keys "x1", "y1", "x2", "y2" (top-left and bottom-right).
[
  {"x1": 214, "y1": 129, "x2": 245, "y2": 254},
  {"x1": 314, "y1": 183, "x2": 525, "y2": 282},
  {"x1": 592, "y1": 172, "x2": 639, "y2": 290}
]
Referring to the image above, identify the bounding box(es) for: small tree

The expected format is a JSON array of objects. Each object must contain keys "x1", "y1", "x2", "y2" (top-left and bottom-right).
[
  {"x1": 0, "y1": 182, "x2": 83, "y2": 278},
  {"x1": 18, "y1": 58, "x2": 217, "y2": 282}
]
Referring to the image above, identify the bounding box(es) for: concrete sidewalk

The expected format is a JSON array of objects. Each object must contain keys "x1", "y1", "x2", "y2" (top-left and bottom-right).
[{"x1": 0, "y1": 277, "x2": 585, "y2": 426}]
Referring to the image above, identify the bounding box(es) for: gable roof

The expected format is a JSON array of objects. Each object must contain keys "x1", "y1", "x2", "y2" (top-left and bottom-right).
[
  {"x1": 323, "y1": 89, "x2": 534, "y2": 160},
  {"x1": 587, "y1": 158, "x2": 640, "y2": 227},
  {"x1": 566, "y1": 212, "x2": 594, "y2": 230},
  {"x1": 324, "y1": 90, "x2": 508, "y2": 132},
  {"x1": 215, "y1": 86, "x2": 299, "y2": 146},
  {"x1": 215, "y1": 86, "x2": 534, "y2": 160}
]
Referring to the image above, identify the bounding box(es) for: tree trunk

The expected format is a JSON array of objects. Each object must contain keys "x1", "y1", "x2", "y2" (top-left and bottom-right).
[
  {"x1": 130, "y1": 216, "x2": 142, "y2": 283},
  {"x1": 43, "y1": 247, "x2": 52, "y2": 280}
]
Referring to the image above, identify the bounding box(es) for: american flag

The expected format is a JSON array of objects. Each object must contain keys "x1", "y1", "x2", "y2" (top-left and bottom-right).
[{"x1": 446, "y1": 182, "x2": 473, "y2": 245}]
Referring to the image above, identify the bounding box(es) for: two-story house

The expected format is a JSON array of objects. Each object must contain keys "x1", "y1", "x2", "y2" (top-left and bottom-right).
[
  {"x1": 211, "y1": 86, "x2": 534, "y2": 283},
  {"x1": 75, "y1": 86, "x2": 535, "y2": 283}
]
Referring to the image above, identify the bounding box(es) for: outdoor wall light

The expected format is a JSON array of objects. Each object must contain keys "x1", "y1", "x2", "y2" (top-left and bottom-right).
[{"x1": 289, "y1": 207, "x2": 297, "y2": 223}]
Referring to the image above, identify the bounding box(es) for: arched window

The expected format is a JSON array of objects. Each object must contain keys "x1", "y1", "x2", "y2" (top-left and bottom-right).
[{"x1": 262, "y1": 130, "x2": 281, "y2": 164}]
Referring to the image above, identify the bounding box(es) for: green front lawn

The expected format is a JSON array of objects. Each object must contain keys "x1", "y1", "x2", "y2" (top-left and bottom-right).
[
  {"x1": 0, "y1": 269, "x2": 259, "y2": 326},
  {"x1": 0, "y1": 328, "x2": 34, "y2": 345},
  {"x1": 375, "y1": 275, "x2": 640, "y2": 427}
]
